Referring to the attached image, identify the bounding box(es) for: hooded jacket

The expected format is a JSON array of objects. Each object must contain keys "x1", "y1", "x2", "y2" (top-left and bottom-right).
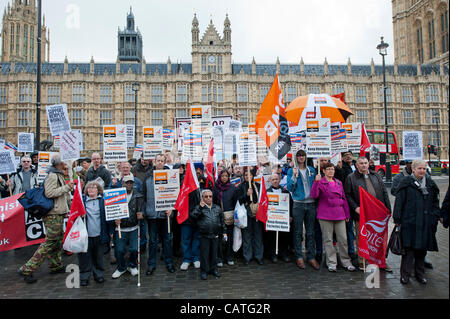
[
  {"x1": 44, "y1": 166, "x2": 72, "y2": 216},
  {"x1": 9, "y1": 168, "x2": 39, "y2": 195},
  {"x1": 286, "y1": 161, "x2": 316, "y2": 202}
]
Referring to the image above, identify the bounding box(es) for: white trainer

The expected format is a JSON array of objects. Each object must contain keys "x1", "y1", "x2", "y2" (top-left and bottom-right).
[
  {"x1": 128, "y1": 267, "x2": 139, "y2": 276},
  {"x1": 346, "y1": 265, "x2": 356, "y2": 272},
  {"x1": 193, "y1": 261, "x2": 201, "y2": 269},
  {"x1": 112, "y1": 269, "x2": 127, "y2": 279},
  {"x1": 227, "y1": 261, "x2": 235, "y2": 266},
  {"x1": 180, "y1": 262, "x2": 190, "y2": 271},
  {"x1": 217, "y1": 262, "x2": 223, "y2": 267}
]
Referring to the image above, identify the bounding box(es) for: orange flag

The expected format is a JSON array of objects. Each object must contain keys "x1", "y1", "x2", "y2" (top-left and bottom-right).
[{"x1": 255, "y1": 73, "x2": 291, "y2": 160}]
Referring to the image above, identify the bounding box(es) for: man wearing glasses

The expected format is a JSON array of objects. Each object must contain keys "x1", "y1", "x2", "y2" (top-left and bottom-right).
[{"x1": 6, "y1": 156, "x2": 38, "y2": 195}]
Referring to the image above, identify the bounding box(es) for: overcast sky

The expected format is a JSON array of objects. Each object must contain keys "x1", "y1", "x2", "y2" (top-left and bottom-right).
[{"x1": 1, "y1": 0, "x2": 395, "y2": 65}]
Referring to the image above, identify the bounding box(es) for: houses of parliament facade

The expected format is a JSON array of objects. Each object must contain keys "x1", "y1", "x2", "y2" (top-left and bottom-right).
[{"x1": 0, "y1": 0, "x2": 448, "y2": 157}]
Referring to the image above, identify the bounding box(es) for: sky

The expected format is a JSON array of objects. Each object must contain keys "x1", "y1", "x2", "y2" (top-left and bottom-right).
[{"x1": 1, "y1": 0, "x2": 395, "y2": 65}]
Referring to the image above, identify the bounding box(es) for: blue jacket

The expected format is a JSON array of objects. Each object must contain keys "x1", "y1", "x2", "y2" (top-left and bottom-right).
[
  {"x1": 82, "y1": 195, "x2": 110, "y2": 244},
  {"x1": 287, "y1": 166, "x2": 316, "y2": 201},
  {"x1": 109, "y1": 175, "x2": 143, "y2": 193}
]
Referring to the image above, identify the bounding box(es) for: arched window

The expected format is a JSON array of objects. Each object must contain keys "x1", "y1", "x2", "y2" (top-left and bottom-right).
[
  {"x1": 10, "y1": 23, "x2": 14, "y2": 55},
  {"x1": 416, "y1": 25, "x2": 424, "y2": 63},
  {"x1": 440, "y1": 10, "x2": 448, "y2": 53},
  {"x1": 16, "y1": 24, "x2": 20, "y2": 56},
  {"x1": 428, "y1": 18, "x2": 436, "y2": 59}
]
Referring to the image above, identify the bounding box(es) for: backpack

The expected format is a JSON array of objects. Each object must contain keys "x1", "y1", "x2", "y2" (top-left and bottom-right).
[{"x1": 18, "y1": 174, "x2": 60, "y2": 218}]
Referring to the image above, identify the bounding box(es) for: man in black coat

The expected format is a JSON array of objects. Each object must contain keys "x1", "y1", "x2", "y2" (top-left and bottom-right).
[
  {"x1": 85, "y1": 153, "x2": 112, "y2": 188},
  {"x1": 191, "y1": 189, "x2": 227, "y2": 280},
  {"x1": 440, "y1": 187, "x2": 449, "y2": 229},
  {"x1": 344, "y1": 156, "x2": 392, "y2": 271}
]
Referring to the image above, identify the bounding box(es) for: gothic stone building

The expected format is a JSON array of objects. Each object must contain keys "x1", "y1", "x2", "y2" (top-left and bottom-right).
[{"x1": 0, "y1": 7, "x2": 448, "y2": 158}]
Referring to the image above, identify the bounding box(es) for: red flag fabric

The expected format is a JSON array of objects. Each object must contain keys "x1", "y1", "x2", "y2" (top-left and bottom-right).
[
  {"x1": 206, "y1": 138, "x2": 214, "y2": 188},
  {"x1": 358, "y1": 187, "x2": 390, "y2": 268},
  {"x1": 255, "y1": 176, "x2": 269, "y2": 229},
  {"x1": 255, "y1": 73, "x2": 291, "y2": 160},
  {"x1": 63, "y1": 177, "x2": 86, "y2": 244},
  {"x1": 360, "y1": 122, "x2": 371, "y2": 157},
  {"x1": 175, "y1": 159, "x2": 199, "y2": 224},
  {"x1": 0, "y1": 193, "x2": 46, "y2": 252},
  {"x1": 332, "y1": 92, "x2": 346, "y2": 104}
]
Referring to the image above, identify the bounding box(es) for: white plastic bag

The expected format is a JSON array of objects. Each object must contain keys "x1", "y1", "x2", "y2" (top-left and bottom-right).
[
  {"x1": 232, "y1": 226, "x2": 242, "y2": 252},
  {"x1": 234, "y1": 201, "x2": 247, "y2": 229},
  {"x1": 63, "y1": 216, "x2": 88, "y2": 253}
]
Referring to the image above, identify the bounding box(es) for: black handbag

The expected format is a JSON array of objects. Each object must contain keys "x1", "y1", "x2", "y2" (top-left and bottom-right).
[{"x1": 388, "y1": 225, "x2": 405, "y2": 256}]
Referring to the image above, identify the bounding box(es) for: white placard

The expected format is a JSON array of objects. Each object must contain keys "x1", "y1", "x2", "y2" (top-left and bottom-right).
[
  {"x1": 143, "y1": 126, "x2": 163, "y2": 160},
  {"x1": 342, "y1": 122, "x2": 361, "y2": 153},
  {"x1": 126, "y1": 125, "x2": 135, "y2": 149},
  {"x1": 103, "y1": 126, "x2": 128, "y2": 162},
  {"x1": 37, "y1": 152, "x2": 58, "y2": 184},
  {"x1": 153, "y1": 169, "x2": 180, "y2": 211},
  {"x1": 46, "y1": 104, "x2": 71, "y2": 137},
  {"x1": 0, "y1": 151, "x2": 17, "y2": 175},
  {"x1": 103, "y1": 188, "x2": 129, "y2": 221},
  {"x1": 306, "y1": 118, "x2": 332, "y2": 158},
  {"x1": 402, "y1": 131, "x2": 423, "y2": 160},
  {"x1": 238, "y1": 129, "x2": 257, "y2": 166},
  {"x1": 18, "y1": 133, "x2": 34, "y2": 153},
  {"x1": 60, "y1": 131, "x2": 80, "y2": 161},
  {"x1": 266, "y1": 192, "x2": 290, "y2": 232}
]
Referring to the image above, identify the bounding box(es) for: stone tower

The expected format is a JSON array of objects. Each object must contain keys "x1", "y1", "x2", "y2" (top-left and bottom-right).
[
  {"x1": 117, "y1": 7, "x2": 143, "y2": 63},
  {"x1": 1, "y1": 0, "x2": 50, "y2": 63}
]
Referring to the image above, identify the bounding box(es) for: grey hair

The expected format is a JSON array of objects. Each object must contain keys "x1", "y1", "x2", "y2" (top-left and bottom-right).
[
  {"x1": 51, "y1": 155, "x2": 63, "y2": 166},
  {"x1": 201, "y1": 189, "x2": 213, "y2": 197},
  {"x1": 412, "y1": 159, "x2": 427, "y2": 169}
]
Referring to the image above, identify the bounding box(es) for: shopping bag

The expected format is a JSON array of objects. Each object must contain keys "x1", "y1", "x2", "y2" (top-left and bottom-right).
[
  {"x1": 388, "y1": 225, "x2": 405, "y2": 256},
  {"x1": 63, "y1": 216, "x2": 88, "y2": 253},
  {"x1": 232, "y1": 226, "x2": 242, "y2": 252},
  {"x1": 234, "y1": 201, "x2": 247, "y2": 229}
]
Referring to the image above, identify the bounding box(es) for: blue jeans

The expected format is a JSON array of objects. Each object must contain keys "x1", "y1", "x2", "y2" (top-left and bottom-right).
[
  {"x1": 346, "y1": 216, "x2": 355, "y2": 255},
  {"x1": 292, "y1": 202, "x2": 316, "y2": 261},
  {"x1": 181, "y1": 224, "x2": 200, "y2": 263},
  {"x1": 147, "y1": 218, "x2": 174, "y2": 269},
  {"x1": 114, "y1": 229, "x2": 138, "y2": 272}
]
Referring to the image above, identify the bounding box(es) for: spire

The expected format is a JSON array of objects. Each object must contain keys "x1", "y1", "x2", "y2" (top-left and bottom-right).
[
  {"x1": 192, "y1": 13, "x2": 199, "y2": 44},
  {"x1": 370, "y1": 58, "x2": 375, "y2": 75},
  {"x1": 324, "y1": 57, "x2": 328, "y2": 75},
  {"x1": 167, "y1": 57, "x2": 172, "y2": 75},
  {"x1": 252, "y1": 56, "x2": 256, "y2": 75},
  {"x1": 300, "y1": 57, "x2": 304, "y2": 75},
  {"x1": 223, "y1": 14, "x2": 231, "y2": 43},
  {"x1": 276, "y1": 56, "x2": 280, "y2": 74},
  {"x1": 347, "y1": 57, "x2": 352, "y2": 75}
]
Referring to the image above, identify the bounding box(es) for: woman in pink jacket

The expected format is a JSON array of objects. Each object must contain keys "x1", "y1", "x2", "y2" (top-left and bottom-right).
[{"x1": 310, "y1": 163, "x2": 356, "y2": 272}]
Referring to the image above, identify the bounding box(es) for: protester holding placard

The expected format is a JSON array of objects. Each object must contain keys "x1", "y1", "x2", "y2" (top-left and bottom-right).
[
  {"x1": 393, "y1": 160, "x2": 440, "y2": 285},
  {"x1": 287, "y1": 150, "x2": 319, "y2": 270},
  {"x1": 265, "y1": 173, "x2": 292, "y2": 263},
  {"x1": 143, "y1": 154, "x2": 176, "y2": 275},
  {"x1": 213, "y1": 169, "x2": 238, "y2": 266},
  {"x1": 310, "y1": 163, "x2": 355, "y2": 272},
  {"x1": 110, "y1": 162, "x2": 143, "y2": 193},
  {"x1": 237, "y1": 167, "x2": 264, "y2": 266},
  {"x1": 78, "y1": 181, "x2": 109, "y2": 286},
  {"x1": 7, "y1": 156, "x2": 38, "y2": 195},
  {"x1": 344, "y1": 156, "x2": 392, "y2": 271},
  {"x1": 18, "y1": 155, "x2": 74, "y2": 284},
  {"x1": 112, "y1": 175, "x2": 145, "y2": 279},
  {"x1": 131, "y1": 153, "x2": 152, "y2": 185},
  {"x1": 85, "y1": 153, "x2": 112, "y2": 189}
]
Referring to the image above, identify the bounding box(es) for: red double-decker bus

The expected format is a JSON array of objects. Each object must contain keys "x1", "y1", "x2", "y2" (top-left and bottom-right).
[{"x1": 365, "y1": 129, "x2": 400, "y2": 177}]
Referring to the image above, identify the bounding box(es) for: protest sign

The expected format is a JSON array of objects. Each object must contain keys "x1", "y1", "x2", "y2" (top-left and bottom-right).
[
  {"x1": 60, "y1": 131, "x2": 80, "y2": 162},
  {"x1": 191, "y1": 105, "x2": 212, "y2": 120},
  {"x1": 153, "y1": 169, "x2": 180, "y2": 211},
  {"x1": 289, "y1": 130, "x2": 307, "y2": 156},
  {"x1": 331, "y1": 124, "x2": 348, "y2": 154},
  {"x1": 46, "y1": 104, "x2": 71, "y2": 137},
  {"x1": 103, "y1": 188, "x2": 129, "y2": 221},
  {"x1": 0, "y1": 139, "x2": 5, "y2": 149},
  {"x1": 133, "y1": 144, "x2": 144, "y2": 160},
  {"x1": 402, "y1": 131, "x2": 423, "y2": 160},
  {"x1": 0, "y1": 194, "x2": 46, "y2": 252},
  {"x1": 4, "y1": 141, "x2": 17, "y2": 152},
  {"x1": 37, "y1": 152, "x2": 58, "y2": 184},
  {"x1": 126, "y1": 125, "x2": 135, "y2": 149},
  {"x1": 238, "y1": 129, "x2": 257, "y2": 167},
  {"x1": 143, "y1": 126, "x2": 163, "y2": 160},
  {"x1": 53, "y1": 135, "x2": 60, "y2": 150},
  {"x1": 249, "y1": 123, "x2": 268, "y2": 159},
  {"x1": 224, "y1": 132, "x2": 238, "y2": 161},
  {"x1": 212, "y1": 126, "x2": 225, "y2": 162},
  {"x1": 330, "y1": 152, "x2": 342, "y2": 166},
  {"x1": 306, "y1": 119, "x2": 332, "y2": 158},
  {"x1": 182, "y1": 133, "x2": 203, "y2": 162},
  {"x1": 17, "y1": 133, "x2": 34, "y2": 153},
  {"x1": 266, "y1": 192, "x2": 290, "y2": 232},
  {"x1": 342, "y1": 122, "x2": 361, "y2": 153},
  {"x1": 0, "y1": 151, "x2": 16, "y2": 175},
  {"x1": 163, "y1": 129, "x2": 175, "y2": 151},
  {"x1": 103, "y1": 126, "x2": 128, "y2": 162}
]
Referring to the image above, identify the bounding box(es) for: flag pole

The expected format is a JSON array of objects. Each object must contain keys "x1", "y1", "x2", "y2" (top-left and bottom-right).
[
  {"x1": 6, "y1": 174, "x2": 12, "y2": 196},
  {"x1": 111, "y1": 164, "x2": 122, "y2": 239},
  {"x1": 137, "y1": 222, "x2": 141, "y2": 287},
  {"x1": 275, "y1": 231, "x2": 279, "y2": 256},
  {"x1": 168, "y1": 214, "x2": 171, "y2": 234}
]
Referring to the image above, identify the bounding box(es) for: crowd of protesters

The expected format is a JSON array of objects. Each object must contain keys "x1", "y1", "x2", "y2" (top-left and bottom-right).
[{"x1": 1, "y1": 149, "x2": 448, "y2": 285}]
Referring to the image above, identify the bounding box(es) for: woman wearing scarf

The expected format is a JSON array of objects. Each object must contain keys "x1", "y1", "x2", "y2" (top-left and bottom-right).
[
  {"x1": 213, "y1": 170, "x2": 238, "y2": 266},
  {"x1": 393, "y1": 159, "x2": 440, "y2": 285}
]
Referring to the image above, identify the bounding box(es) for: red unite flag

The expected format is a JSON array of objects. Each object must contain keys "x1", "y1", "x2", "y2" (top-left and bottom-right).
[
  {"x1": 360, "y1": 122, "x2": 371, "y2": 157},
  {"x1": 63, "y1": 177, "x2": 86, "y2": 244},
  {"x1": 206, "y1": 138, "x2": 214, "y2": 188},
  {"x1": 175, "y1": 159, "x2": 199, "y2": 224},
  {"x1": 358, "y1": 187, "x2": 391, "y2": 268},
  {"x1": 255, "y1": 176, "x2": 269, "y2": 229}
]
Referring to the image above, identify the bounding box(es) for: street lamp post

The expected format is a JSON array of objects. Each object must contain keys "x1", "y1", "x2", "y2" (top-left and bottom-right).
[
  {"x1": 35, "y1": 0, "x2": 42, "y2": 151},
  {"x1": 377, "y1": 36, "x2": 392, "y2": 187},
  {"x1": 434, "y1": 109, "x2": 440, "y2": 164},
  {"x1": 132, "y1": 82, "x2": 140, "y2": 148}
]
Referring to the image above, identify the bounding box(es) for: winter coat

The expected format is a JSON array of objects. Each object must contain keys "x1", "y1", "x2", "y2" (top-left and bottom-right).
[
  {"x1": 82, "y1": 195, "x2": 110, "y2": 244},
  {"x1": 335, "y1": 160, "x2": 355, "y2": 184},
  {"x1": 85, "y1": 165, "x2": 112, "y2": 189},
  {"x1": 118, "y1": 191, "x2": 145, "y2": 229},
  {"x1": 109, "y1": 175, "x2": 143, "y2": 193},
  {"x1": 44, "y1": 167, "x2": 72, "y2": 216},
  {"x1": 391, "y1": 167, "x2": 412, "y2": 196},
  {"x1": 344, "y1": 169, "x2": 391, "y2": 221},
  {"x1": 9, "y1": 169, "x2": 39, "y2": 195},
  {"x1": 286, "y1": 165, "x2": 316, "y2": 201},
  {"x1": 143, "y1": 171, "x2": 170, "y2": 219},
  {"x1": 440, "y1": 187, "x2": 449, "y2": 229},
  {"x1": 310, "y1": 177, "x2": 350, "y2": 221},
  {"x1": 131, "y1": 160, "x2": 152, "y2": 185},
  {"x1": 191, "y1": 203, "x2": 226, "y2": 239},
  {"x1": 236, "y1": 181, "x2": 260, "y2": 218},
  {"x1": 213, "y1": 183, "x2": 238, "y2": 212},
  {"x1": 393, "y1": 175, "x2": 440, "y2": 251}
]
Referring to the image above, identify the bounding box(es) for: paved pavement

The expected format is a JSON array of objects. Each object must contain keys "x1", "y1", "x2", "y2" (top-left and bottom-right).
[{"x1": 0, "y1": 181, "x2": 448, "y2": 299}]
